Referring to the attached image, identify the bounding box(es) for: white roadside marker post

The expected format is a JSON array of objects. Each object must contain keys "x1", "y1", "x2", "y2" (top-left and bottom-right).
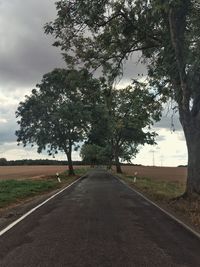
[
  {"x1": 56, "y1": 172, "x2": 61, "y2": 183},
  {"x1": 133, "y1": 172, "x2": 138, "y2": 183}
]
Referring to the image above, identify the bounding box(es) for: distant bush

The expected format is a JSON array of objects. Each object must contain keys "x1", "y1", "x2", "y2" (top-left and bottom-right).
[
  {"x1": 177, "y1": 165, "x2": 187, "y2": 167},
  {"x1": 121, "y1": 163, "x2": 142, "y2": 166}
]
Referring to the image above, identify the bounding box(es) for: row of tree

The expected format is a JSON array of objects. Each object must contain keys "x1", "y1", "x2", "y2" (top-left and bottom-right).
[
  {"x1": 16, "y1": 69, "x2": 161, "y2": 174},
  {"x1": 0, "y1": 158, "x2": 85, "y2": 166},
  {"x1": 41, "y1": 0, "x2": 200, "y2": 197},
  {"x1": 16, "y1": 0, "x2": 200, "y2": 197}
]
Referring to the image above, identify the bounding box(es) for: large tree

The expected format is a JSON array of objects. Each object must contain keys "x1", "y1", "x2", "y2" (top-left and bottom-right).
[
  {"x1": 45, "y1": 0, "x2": 200, "y2": 196},
  {"x1": 109, "y1": 84, "x2": 161, "y2": 173},
  {"x1": 81, "y1": 83, "x2": 161, "y2": 173},
  {"x1": 16, "y1": 68, "x2": 100, "y2": 175}
]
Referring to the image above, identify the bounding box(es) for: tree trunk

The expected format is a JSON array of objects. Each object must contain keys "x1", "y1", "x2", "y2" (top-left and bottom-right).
[
  {"x1": 64, "y1": 144, "x2": 75, "y2": 176},
  {"x1": 182, "y1": 118, "x2": 200, "y2": 196},
  {"x1": 168, "y1": 2, "x2": 200, "y2": 196},
  {"x1": 67, "y1": 151, "x2": 75, "y2": 176},
  {"x1": 115, "y1": 153, "x2": 122, "y2": 173}
]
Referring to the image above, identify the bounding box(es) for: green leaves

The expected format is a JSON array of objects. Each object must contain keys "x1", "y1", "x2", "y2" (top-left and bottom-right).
[
  {"x1": 82, "y1": 82, "x2": 162, "y2": 166},
  {"x1": 80, "y1": 144, "x2": 112, "y2": 165},
  {"x1": 110, "y1": 85, "x2": 161, "y2": 161},
  {"x1": 45, "y1": 0, "x2": 200, "y2": 108},
  {"x1": 16, "y1": 68, "x2": 101, "y2": 157}
]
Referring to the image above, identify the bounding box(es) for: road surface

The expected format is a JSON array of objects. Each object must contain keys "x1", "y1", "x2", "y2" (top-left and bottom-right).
[{"x1": 0, "y1": 169, "x2": 200, "y2": 266}]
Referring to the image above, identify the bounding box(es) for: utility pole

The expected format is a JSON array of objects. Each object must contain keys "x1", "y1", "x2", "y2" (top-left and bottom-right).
[{"x1": 150, "y1": 150, "x2": 155, "y2": 166}]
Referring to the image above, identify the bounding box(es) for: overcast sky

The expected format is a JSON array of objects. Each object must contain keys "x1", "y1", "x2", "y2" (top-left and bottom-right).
[{"x1": 0, "y1": 0, "x2": 187, "y2": 166}]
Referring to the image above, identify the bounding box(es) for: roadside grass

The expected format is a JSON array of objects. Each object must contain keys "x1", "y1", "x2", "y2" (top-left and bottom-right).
[
  {"x1": 0, "y1": 167, "x2": 90, "y2": 209},
  {"x1": 122, "y1": 175, "x2": 185, "y2": 202},
  {"x1": 118, "y1": 173, "x2": 200, "y2": 230},
  {"x1": 0, "y1": 180, "x2": 58, "y2": 208}
]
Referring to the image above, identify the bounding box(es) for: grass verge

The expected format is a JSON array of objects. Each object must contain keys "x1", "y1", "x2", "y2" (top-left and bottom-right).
[
  {"x1": 118, "y1": 173, "x2": 200, "y2": 231},
  {"x1": 0, "y1": 167, "x2": 89, "y2": 209},
  {"x1": 121, "y1": 175, "x2": 185, "y2": 202}
]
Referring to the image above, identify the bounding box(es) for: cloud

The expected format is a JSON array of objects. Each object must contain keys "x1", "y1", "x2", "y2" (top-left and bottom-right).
[
  {"x1": 0, "y1": 118, "x2": 7, "y2": 123},
  {"x1": 134, "y1": 128, "x2": 187, "y2": 167},
  {"x1": 155, "y1": 135, "x2": 166, "y2": 142},
  {"x1": 0, "y1": 0, "x2": 64, "y2": 89},
  {"x1": 154, "y1": 115, "x2": 182, "y2": 131},
  {"x1": 0, "y1": 0, "x2": 65, "y2": 148},
  {"x1": 0, "y1": 117, "x2": 17, "y2": 144},
  {"x1": 0, "y1": 141, "x2": 81, "y2": 161},
  {"x1": 0, "y1": 1, "x2": 188, "y2": 166},
  {"x1": 122, "y1": 52, "x2": 147, "y2": 82},
  {"x1": 176, "y1": 131, "x2": 186, "y2": 142},
  {"x1": 154, "y1": 105, "x2": 182, "y2": 132}
]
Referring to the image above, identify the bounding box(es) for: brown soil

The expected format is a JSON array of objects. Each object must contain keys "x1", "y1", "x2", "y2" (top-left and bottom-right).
[
  {"x1": 121, "y1": 165, "x2": 187, "y2": 184},
  {"x1": 0, "y1": 165, "x2": 84, "y2": 180}
]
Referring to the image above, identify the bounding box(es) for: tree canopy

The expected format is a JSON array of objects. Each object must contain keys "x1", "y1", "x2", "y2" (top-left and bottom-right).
[
  {"x1": 45, "y1": 0, "x2": 200, "y2": 196},
  {"x1": 80, "y1": 82, "x2": 162, "y2": 172},
  {"x1": 16, "y1": 68, "x2": 101, "y2": 175},
  {"x1": 108, "y1": 84, "x2": 161, "y2": 172},
  {"x1": 80, "y1": 144, "x2": 111, "y2": 166}
]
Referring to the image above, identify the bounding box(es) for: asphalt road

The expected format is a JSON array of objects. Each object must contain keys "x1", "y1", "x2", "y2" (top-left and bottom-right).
[{"x1": 0, "y1": 169, "x2": 200, "y2": 267}]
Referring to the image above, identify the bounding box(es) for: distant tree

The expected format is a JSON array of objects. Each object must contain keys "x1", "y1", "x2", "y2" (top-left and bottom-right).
[
  {"x1": 0, "y1": 158, "x2": 7, "y2": 166},
  {"x1": 109, "y1": 84, "x2": 161, "y2": 173},
  {"x1": 81, "y1": 83, "x2": 161, "y2": 173},
  {"x1": 16, "y1": 68, "x2": 100, "y2": 175},
  {"x1": 80, "y1": 143, "x2": 112, "y2": 167},
  {"x1": 80, "y1": 144, "x2": 100, "y2": 166},
  {"x1": 86, "y1": 103, "x2": 110, "y2": 147}
]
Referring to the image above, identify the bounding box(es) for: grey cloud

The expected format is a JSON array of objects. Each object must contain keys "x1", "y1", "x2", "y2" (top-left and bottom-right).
[
  {"x1": 0, "y1": 0, "x2": 187, "y2": 164},
  {"x1": 0, "y1": 0, "x2": 64, "y2": 89},
  {"x1": 0, "y1": 130, "x2": 16, "y2": 144},
  {"x1": 154, "y1": 113, "x2": 182, "y2": 132},
  {"x1": 0, "y1": 106, "x2": 9, "y2": 115},
  {"x1": 123, "y1": 53, "x2": 147, "y2": 81},
  {"x1": 0, "y1": 118, "x2": 18, "y2": 144}
]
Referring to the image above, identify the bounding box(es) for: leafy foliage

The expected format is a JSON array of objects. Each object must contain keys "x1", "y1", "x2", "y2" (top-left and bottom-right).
[
  {"x1": 80, "y1": 144, "x2": 111, "y2": 166},
  {"x1": 109, "y1": 84, "x2": 161, "y2": 171},
  {"x1": 46, "y1": 0, "x2": 200, "y2": 194},
  {"x1": 16, "y1": 68, "x2": 101, "y2": 175},
  {"x1": 80, "y1": 83, "x2": 162, "y2": 172},
  {"x1": 45, "y1": 1, "x2": 200, "y2": 107}
]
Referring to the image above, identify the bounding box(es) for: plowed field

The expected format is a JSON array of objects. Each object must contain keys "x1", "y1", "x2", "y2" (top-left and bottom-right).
[
  {"x1": 0, "y1": 165, "x2": 84, "y2": 180},
  {"x1": 121, "y1": 165, "x2": 187, "y2": 184},
  {"x1": 0, "y1": 165, "x2": 187, "y2": 183}
]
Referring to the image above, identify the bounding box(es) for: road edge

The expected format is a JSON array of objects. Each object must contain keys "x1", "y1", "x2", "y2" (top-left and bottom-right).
[
  {"x1": 0, "y1": 175, "x2": 85, "y2": 237},
  {"x1": 114, "y1": 175, "x2": 200, "y2": 240}
]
